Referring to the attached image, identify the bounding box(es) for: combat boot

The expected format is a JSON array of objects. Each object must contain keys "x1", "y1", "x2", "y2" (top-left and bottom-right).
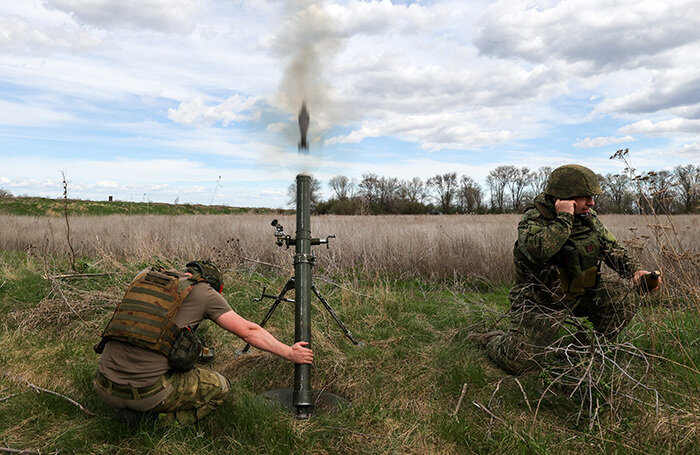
[{"x1": 468, "y1": 330, "x2": 504, "y2": 348}]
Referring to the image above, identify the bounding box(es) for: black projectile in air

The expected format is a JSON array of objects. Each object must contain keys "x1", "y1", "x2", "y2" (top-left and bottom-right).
[{"x1": 298, "y1": 102, "x2": 309, "y2": 153}]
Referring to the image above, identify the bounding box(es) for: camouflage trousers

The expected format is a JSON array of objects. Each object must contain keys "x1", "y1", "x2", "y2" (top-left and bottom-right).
[
  {"x1": 486, "y1": 281, "x2": 635, "y2": 375},
  {"x1": 95, "y1": 367, "x2": 230, "y2": 425},
  {"x1": 150, "y1": 367, "x2": 230, "y2": 424}
]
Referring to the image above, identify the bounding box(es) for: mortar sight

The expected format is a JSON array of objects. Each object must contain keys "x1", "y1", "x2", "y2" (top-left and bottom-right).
[
  {"x1": 271, "y1": 219, "x2": 291, "y2": 247},
  {"x1": 269, "y1": 218, "x2": 335, "y2": 249}
]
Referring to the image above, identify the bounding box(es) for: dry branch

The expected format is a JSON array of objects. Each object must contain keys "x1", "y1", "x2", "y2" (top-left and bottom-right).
[
  {"x1": 451, "y1": 383, "x2": 468, "y2": 416},
  {"x1": 6, "y1": 375, "x2": 96, "y2": 417},
  {"x1": 46, "y1": 277, "x2": 98, "y2": 331},
  {"x1": 0, "y1": 392, "x2": 24, "y2": 403},
  {"x1": 43, "y1": 272, "x2": 111, "y2": 280},
  {"x1": 0, "y1": 447, "x2": 40, "y2": 454}
]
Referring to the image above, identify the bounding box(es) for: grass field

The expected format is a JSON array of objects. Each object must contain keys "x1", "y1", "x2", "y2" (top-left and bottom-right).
[
  {"x1": 0, "y1": 212, "x2": 698, "y2": 454},
  {"x1": 0, "y1": 195, "x2": 282, "y2": 217}
]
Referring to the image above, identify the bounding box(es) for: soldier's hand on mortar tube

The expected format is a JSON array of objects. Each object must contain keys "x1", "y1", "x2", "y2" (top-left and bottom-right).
[
  {"x1": 633, "y1": 270, "x2": 661, "y2": 293},
  {"x1": 554, "y1": 198, "x2": 576, "y2": 215},
  {"x1": 288, "y1": 341, "x2": 314, "y2": 364}
]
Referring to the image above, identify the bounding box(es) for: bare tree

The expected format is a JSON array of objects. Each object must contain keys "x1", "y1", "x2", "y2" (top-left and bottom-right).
[
  {"x1": 674, "y1": 164, "x2": 700, "y2": 213},
  {"x1": 427, "y1": 172, "x2": 458, "y2": 213},
  {"x1": 506, "y1": 166, "x2": 531, "y2": 212},
  {"x1": 599, "y1": 173, "x2": 634, "y2": 214},
  {"x1": 648, "y1": 170, "x2": 677, "y2": 213},
  {"x1": 530, "y1": 166, "x2": 551, "y2": 195},
  {"x1": 328, "y1": 175, "x2": 355, "y2": 200},
  {"x1": 358, "y1": 173, "x2": 381, "y2": 208},
  {"x1": 400, "y1": 177, "x2": 427, "y2": 204},
  {"x1": 486, "y1": 166, "x2": 511, "y2": 213},
  {"x1": 457, "y1": 175, "x2": 483, "y2": 213},
  {"x1": 377, "y1": 176, "x2": 400, "y2": 211}
]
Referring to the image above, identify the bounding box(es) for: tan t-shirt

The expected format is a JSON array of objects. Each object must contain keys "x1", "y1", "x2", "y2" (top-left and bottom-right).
[{"x1": 98, "y1": 282, "x2": 232, "y2": 387}]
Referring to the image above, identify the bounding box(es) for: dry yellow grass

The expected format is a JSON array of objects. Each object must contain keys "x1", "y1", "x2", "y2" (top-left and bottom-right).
[{"x1": 2, "y1": 213, "x2": 698, "y2": 287}]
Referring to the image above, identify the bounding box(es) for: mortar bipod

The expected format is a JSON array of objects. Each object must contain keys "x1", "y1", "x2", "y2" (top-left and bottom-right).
[{"x1": 237, "y1": 276, "x2": 361, "y2": 355}]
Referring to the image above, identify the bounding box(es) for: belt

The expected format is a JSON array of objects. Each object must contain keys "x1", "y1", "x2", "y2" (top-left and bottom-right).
[{"x1": 95, "y1": 371, "x2": 169, "y2": 400}]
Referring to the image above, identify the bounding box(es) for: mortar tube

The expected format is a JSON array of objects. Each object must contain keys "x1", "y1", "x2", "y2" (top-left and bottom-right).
[{"x1": 293, "y1": 173, "x2": 313, "y2": 418}]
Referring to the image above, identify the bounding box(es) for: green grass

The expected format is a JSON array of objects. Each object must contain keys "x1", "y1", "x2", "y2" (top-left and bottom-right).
[
  {"x1": 1, "y1": 252, "x2": 698, "y2": 454},
  {"x1": 0, "y1": 195, "x2": 288, "y2": 217}
]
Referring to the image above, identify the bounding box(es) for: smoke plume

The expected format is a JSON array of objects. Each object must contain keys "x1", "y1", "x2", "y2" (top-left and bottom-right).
[{"x1": 274, "y1": 0, "x2": 342, "y2": 147}]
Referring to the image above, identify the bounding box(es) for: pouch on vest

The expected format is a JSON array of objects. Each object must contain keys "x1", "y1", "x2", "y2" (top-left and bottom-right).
[
  {"x1": 168, "y1": 326, "x2": 203, "y2": 372},
  {"x1": 557, "y1": 238, "x2": 599, "y2": 296}
]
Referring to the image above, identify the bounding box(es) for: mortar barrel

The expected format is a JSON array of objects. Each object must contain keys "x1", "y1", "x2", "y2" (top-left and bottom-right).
[{"x1": 293, "y1": 173, "x2": 313, "y2": 417}]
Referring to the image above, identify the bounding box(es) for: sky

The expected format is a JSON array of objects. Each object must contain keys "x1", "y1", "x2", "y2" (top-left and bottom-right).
[{"x1": 1, "y1": 0, "x2": 699, "y2": 208}]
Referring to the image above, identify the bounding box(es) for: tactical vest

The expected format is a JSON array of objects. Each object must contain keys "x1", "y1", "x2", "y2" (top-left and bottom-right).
[
  {"x1": 96, "y1": 267, "x2": 203, "y2": 358},
  {"x1": 528, "y1": 197, "x2": 601, "y2": 297},
  {"x1": 554, "y1": 218, "x2": 601, "y2": 297}
]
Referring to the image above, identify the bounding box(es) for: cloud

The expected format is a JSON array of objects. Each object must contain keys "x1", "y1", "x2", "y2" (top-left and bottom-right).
[
  {"x1": 674, "y1": 141, "x2": 700, "y2": 158},
  {"x1": 474, "y1": 0, "x2": 700, "y2": 70},
  {"x1": 266, "y1": 122, "x2": 287, "y2": 132},
  {"x1": 599, "y1": 69, "x2": 700, "y2": 114},
  {"x1": 43, "y1": 0, "x2": 198, "y2": 33},
  {"x1": 344, "y1": 58, "x2": 564, "y2": 113},
  {"x1": 327, "y1": 111, "x2": 513, "y2": 151},
  {"x1": 0, "y1": 99, "x2": 74, "y2": 126},
  {"x1": 0, "y1": 16, "x2": 101, "y2": 53},
  {"x1": 671, "y1": 103, "x2": 700, "y2": 120},
  {"x1": 620, "y1": 118, "x2": 700, "y2": 136},
  {"x1": 167, "y1": 95, "x2": 260, "y2": 127},
  {"x1": 573, "y1": 135, "x2": 635, "y2": 148},
  {"x1": 96, "y1": 180, "x2": 119, "y2": 189},
  {"x1": 317, "y1": 52, "x2": 567, "y2": 150}
]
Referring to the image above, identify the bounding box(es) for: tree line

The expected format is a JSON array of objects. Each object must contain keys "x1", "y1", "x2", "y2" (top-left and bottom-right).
[{"x1": 289, "y1": 164, "x2": 700, "y2": 215}]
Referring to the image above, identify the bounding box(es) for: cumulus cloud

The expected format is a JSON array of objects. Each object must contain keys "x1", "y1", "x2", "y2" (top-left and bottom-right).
[
  {"x1": 43, "y1": 0, "x2": 198, "y2": 33},
  {"x1": 599, "y1": 69, "x2": 700, "y2": 114},
  {"x1": 345, "y1": 58, "x2": 564, "y2": 114},
  {"x1": 167, "y1": 95, "x2": 260, "y2": 127},
  {"x1": 474, "y1": 0, "x2": 700, "y2": 70},
  {"x1": 674, "y1": 142, "x2": 700, "y2": 158},
  {"x1": 620, "y1": 118, "x2": 700, "y2": 136},
  {"x1": 327, "y1": 111, "x2": 513, "y2": 151},
  {"x1": 671, "y1": 103, "x2": 700, "y2": 120},
  {"x1": 574, "y1": 135, "x2": 635, "y2": 148}
]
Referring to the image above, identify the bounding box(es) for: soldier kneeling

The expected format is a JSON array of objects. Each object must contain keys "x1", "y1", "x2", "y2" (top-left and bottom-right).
[
  {"x1": 473, "y1": 165, "x2": 660, "y2": 375},
  {"x1": 93, "y1": 260, "x2": 313, "y2": 426}
]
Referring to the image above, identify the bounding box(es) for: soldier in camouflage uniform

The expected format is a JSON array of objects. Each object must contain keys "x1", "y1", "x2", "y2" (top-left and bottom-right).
[
  {"x1": 478, "y1": 165, "x2": 659, "y2": 374},
  {"x1": 94, "y1": 260, "x2": 313, "y2": 425}
]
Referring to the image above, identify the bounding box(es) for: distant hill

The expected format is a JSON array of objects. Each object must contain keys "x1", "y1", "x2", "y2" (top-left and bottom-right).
[{"x1": 0, "y1": 195, "x2": 285, "y2": 216}]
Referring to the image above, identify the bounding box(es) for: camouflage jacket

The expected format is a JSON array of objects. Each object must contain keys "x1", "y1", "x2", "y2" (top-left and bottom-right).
[{"x1": 512, "y1": 193, "x2": 638, "y2": 300}]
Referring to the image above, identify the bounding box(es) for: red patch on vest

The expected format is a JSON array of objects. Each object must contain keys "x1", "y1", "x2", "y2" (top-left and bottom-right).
[{"x1": 586, "y1": 245, "x2": 594, "y2": 252}]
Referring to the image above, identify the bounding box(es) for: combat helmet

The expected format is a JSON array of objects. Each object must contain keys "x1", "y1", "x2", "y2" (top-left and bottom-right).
[
  {"x1": 186, "y1": 260, "x2": 224, "y2": 293},
  {"x1": 545, "y1": 164, "x2": 602, "y2": 199}
]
